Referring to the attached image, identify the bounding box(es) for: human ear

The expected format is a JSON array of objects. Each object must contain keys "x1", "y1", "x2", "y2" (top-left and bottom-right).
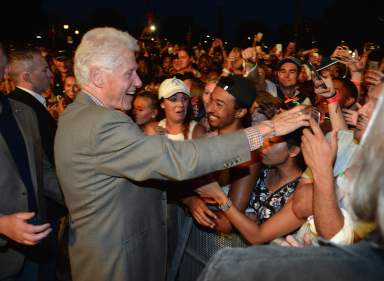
[
  {"x1": 90, "y1": 67, "x2": 104, "y2": 88},
  {"x1": 288, "y1": 145, "x2": 301, "y2": 158},
  {"x1": 235, "y1": 108, "x2": 247, "y2": 119}
]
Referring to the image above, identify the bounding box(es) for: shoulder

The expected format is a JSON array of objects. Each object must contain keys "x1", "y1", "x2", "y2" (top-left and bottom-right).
[{"x1": 192, "y1": 122, "x2": 207, "y2": 139}]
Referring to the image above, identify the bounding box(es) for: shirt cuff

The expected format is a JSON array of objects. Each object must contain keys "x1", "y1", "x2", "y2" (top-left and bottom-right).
[{"x1": 244, "y1": 126, "x2": 264, "y2": 151}]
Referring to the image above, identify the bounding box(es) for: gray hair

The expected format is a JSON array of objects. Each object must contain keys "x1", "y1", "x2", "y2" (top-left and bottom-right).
[
  {"x1": 351, "y1": 83, "x2": 384, "y2": 236},
  {"x1": 7, "y1": 49, "x2": 40, "y2": 83},
  {"x1": 74, "y1": 27, "x2": 139, "y2": 87}
]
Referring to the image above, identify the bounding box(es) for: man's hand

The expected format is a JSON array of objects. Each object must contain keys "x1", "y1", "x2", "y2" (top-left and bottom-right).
[
  {"x1": 182, "y1": 196, "x2": 217, "y2": 228},
  {"x1": 301, "y1": 119, "x2": 338, "y2": 176},
  {"x1": 0, "y1": 212, "x2": 52, "y2": 245},
  {"x1": 280, "y1": 234, "x2": 312, "y2": 247},
  {"x1": 261, "y1": 105, "x2": 310, "y2": 137}
]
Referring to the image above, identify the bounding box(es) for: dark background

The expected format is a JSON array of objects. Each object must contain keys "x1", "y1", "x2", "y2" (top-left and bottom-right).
[{"x1": 1, "y1": 0, "x2": 383, "y2": 54}]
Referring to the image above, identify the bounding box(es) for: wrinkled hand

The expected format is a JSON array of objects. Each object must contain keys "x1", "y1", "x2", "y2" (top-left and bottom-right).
[
  {"x1": 342, "y1": 108, "x2": 359, "y2": 126},
  {"x1": 270, "y1": 105, "x2": 310, "y2": 136},
  {"x1": 301, "y1": 119, "x2": 338, "y2": 175},
  {"x1": 183, "y1": 196, "x2": 217, "y2": 228},
  {"x1": 0, "y1": 212, "x2": 51, "y2": 245}
]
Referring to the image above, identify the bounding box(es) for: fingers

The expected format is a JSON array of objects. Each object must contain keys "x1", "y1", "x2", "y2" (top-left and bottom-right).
[
  {"x1": 21, "y1": 227, "x2": 52, "y2": 245},
  {"x1": 309, "y1": 118, "x2": 323, "y2": 137},
  {"x1": 15, "y1": 212, "x2": 35, "y2": 220},
  {"x1": 192, "y1": 207, "x2": 217, "y2": 228}
]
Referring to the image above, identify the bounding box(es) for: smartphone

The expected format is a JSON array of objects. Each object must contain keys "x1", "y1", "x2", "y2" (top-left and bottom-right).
[
  {"x1": 367, "y1": 60, "x2": 379, "y2": 70},
  {"x1": 307, "y1": 61, "x2": 327, "y2": 89},
  {"x1": 275, "y1": 43, "x2": 282, "y2": 54},
  {"x1": 311, "y1": 107, "x2": 321, "y2": 125}
]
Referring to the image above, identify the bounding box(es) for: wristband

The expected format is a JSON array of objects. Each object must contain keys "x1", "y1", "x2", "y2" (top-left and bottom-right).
[
  {"x1": 326, "y1": 92, "x2": 340, "y2": 104},
  {"x1": 218, "y1": 198, "x2": 232, "y2": 212}
]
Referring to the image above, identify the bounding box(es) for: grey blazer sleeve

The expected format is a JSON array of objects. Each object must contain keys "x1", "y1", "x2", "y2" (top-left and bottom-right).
[
  {"x1": 94, "y1": 110, "x2": 251, "y2": 181},
  {"x1": 42, "y1": 157, "x2": 64, "y2": 205}
]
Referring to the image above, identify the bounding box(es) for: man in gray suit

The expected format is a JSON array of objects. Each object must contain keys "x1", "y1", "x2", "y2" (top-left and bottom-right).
[
  {"x1": 54, "y1": 27, "x2": 310, "y2": 281},
  {"x1": 0, "y1": 43, "x2": 63, "y2": 280}
]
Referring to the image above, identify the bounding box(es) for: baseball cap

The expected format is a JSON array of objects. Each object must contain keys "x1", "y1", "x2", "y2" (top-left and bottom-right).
[
  {"x1": 276, "y1": 56, "x2": 302, "y2": 70},
  {"x1": 216, "y1": 75, "x2": 257, "y2": 108},
  {"x1": 158, "y1": 77, "x2": 190, "y2": 99}
]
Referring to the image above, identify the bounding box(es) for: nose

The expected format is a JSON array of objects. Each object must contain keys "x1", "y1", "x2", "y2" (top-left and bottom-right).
[{"x1": 134, "y1": 71, "x2": 143, "y2": 88}]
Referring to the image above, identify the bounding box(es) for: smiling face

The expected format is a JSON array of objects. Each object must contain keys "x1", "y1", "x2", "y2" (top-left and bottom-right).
[
  {"x1": 206, "y1": 86, "x2": 238, "y2": 129},
  {"x1": 100, "y1": 49, "x2": 142, "y2": 111},
  {"x1": 277, "y1": 62, "x2": 299, "y2": 88},
  {"x1": 161, "y1": 92, "x2": 190, "y2": 123}
]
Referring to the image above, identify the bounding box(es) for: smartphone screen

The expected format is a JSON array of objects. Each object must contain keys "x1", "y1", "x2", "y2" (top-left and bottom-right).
[
  {"x1": 307, "y1": 61, "x2": 327, "y2": 89},
  {"x1": 311, "y1": 107, "x2": 321, "y2": 125}
]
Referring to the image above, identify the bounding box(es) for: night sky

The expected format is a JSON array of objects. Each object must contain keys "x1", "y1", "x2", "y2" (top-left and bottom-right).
[
  {"x1": 41, "y1": 0, "x2": 334, "y2": 37},
  {"x1": 1, "y1": 0, "x2": 383, "y2": 51}
]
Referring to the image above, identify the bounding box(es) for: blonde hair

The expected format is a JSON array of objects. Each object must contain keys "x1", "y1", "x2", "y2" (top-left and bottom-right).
[{"x1": 74, "y1": 27, "x2": 139, "y2": 87}]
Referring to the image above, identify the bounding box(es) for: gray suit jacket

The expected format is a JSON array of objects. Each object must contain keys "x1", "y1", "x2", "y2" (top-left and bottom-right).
[
  {"x1": 0, "y1": 99, "x2": 62, "y2": 279},
  {"x1": 54, "y1": 92, "x2": 251, "y2": 281}
]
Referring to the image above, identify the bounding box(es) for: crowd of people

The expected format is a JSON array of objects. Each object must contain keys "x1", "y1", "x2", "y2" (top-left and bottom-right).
[{"x1": 0, "y1": 24, "x2": 383, "y2": 281}]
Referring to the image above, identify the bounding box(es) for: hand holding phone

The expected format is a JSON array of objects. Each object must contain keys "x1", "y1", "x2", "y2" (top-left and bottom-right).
[{"x1": 307, "y1": 61, "x2": 327, "y2": 89}]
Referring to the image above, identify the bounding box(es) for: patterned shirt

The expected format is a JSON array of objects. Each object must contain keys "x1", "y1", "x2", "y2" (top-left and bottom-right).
[{"x1": 248, "y1": 168, "x2": 300, "y2": 224}]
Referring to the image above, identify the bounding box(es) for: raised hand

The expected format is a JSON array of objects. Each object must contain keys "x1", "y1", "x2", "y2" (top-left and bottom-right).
[
  {"x1": 301, "y1": 119, "x2": 338, "y2": 175},
  {"x1": 267, "y1": 105, "x2": 310, "y2": 137}
]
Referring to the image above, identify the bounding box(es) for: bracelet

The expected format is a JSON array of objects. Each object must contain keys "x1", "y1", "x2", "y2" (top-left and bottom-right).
[
  {"x1": 263, "y1": 120, "x2": 276, "y2": 137},
  {"x1": 326, "y1": 93, "x2": 340, "y2": 104},
  {"x1": 218, "y1": 198, "x2": 232, "y2": 212}
]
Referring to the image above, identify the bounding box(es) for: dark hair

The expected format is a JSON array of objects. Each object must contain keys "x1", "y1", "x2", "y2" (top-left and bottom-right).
[
  {"x1": 333, "y1": 77, "x2": 358, "y2": 101},
  {"x1": 282, "y1": 128, "x2": 306, "y2": 171},
  {"x1": 134, "y1": 91, "x2": 161, "y2": 119}
]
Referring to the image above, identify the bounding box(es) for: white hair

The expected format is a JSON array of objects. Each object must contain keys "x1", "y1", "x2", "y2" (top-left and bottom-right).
[
  {"x1": 74, "y1": 27, "x2": 139, "y2": 87},
  {"x1": 350, "y1": 83, "x2": 384, "y2": 236}
]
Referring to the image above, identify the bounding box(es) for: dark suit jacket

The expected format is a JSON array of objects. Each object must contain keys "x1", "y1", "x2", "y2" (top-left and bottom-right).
[
  {"x1": 8, "y1": 87, "x2": 57, "y2": 164},
  {"x1": 7, "y1": 88, "x2": 66, "y2": 219},
  {"x1": 0, "y1": 98, "x2": 63, "y2": 279}
]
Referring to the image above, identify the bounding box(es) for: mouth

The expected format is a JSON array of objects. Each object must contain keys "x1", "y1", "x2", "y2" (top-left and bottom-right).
[
  {"x1": 126, "y1": 90, "x2": 136, "y2": 96},
  {"x1": 208, "y1": 114, "x2": 219, "y2": 122}
]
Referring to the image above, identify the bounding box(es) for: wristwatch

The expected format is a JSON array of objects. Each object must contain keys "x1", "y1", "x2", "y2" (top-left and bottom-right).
[{"x1": 218, "y1": 198, "x2": 232, "y2": 212}]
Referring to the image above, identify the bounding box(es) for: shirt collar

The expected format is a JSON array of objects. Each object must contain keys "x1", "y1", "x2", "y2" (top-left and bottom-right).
[
  {"x1": 83, "y1": 91, "x2": 105, "y2": 107},
  {"x1": 16, "y1": 86, "x2": 47, "y2": 108}
]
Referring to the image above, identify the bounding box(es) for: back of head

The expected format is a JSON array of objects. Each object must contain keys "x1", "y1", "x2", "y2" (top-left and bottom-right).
[
  {"x1": 216, "y1": 74, "x2": 257, "y2": 109},
  {"x1": 351, "y1": 92, "x2": 384, "y2": 236},
  {"x1": 74, "y1": 27, "x2": 139, "y2": 88},
  {"x1": 7, "y1": 49, "x2": 40, "y2": 83}
]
